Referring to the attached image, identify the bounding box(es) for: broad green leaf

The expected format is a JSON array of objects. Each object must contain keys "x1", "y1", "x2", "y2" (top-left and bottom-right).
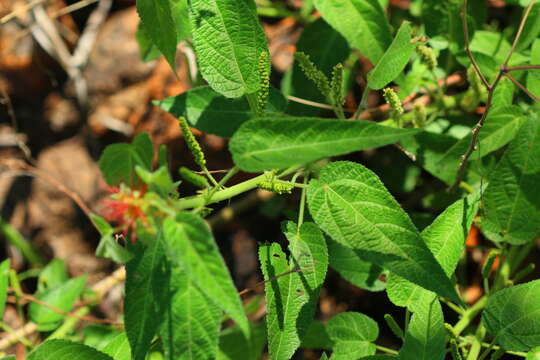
[
  {"x1": 399, "y1": 296, "x2": 446, "y2": 360},
  {"x1": 259, "y1": 222, "x2": 328, "y2": 360},
  {"x1": 492, "y1": 77, "x2": 516, "y2": 109},
  {"x1": 218, "y1": 322, "x2": 267, "y2": 360},
  {"x1": 516, "y1": 3, "x2": 540, "y2": 52},
  {"x1": 125, "y1": 232, "x2": 170, "y2": 360},
  {"x1": 282, "y1": 18, "x2": 350, "y2": 116},
  {"x1": 29, "y1": 276, "x2": 87, "y2": 331},
  {"x1": 230, "y1": 117, "x2": 419, "y2": 172},
  {"x1": 162, "y1": 212, "x2": 250, "y2": 338},
  {"x1": 483, "y1": 117, "x2": 540, "y2": 244},
  {"x1": 469, "y1": 31, "x2": 529, "y2": 66},
  {"x1": 327, "y1": 239, "x2": 386, "y2": 292},
  {"x1": 387, "y1": 196, "x2": 479, "y2": 311},
  {"x1": 156, "y1": 86, "x2": 287, "y2": 137},
  {"x1": 188, "y1": 0, "x2": 268, "y2": 98},
  {"x1": 135, "y1": 23, "x2": 161, "y2": 62},
  {"x1": 326, "y1": 312, "x2": 378, "y2": 360},
  {"x1": 92, "y1": 214, "x2": 133, "y2": 264},
  {"x1": 102, "y1": 333, "x2": 131, "y2": 360},
  {"x1": 302, "y1": 321, "x2": 333, "y2": 350},
  {"x1": 313, "y1": 0, "x2": 392, "y2": 64},
  {"x1": 170, "y1": 0, "x2": 191, "y2": 43},
  {"x1": 161, "y1": 267, "x2": 221, "y2": 360},
  {"x1": 37, "y1": 259, "x2": 67, "y2": 292},
  {"x1": 99, "y1": 132, "x2": 154, "y2": 187},
  {"x1": 527, "y1": 39, "x2": 540, "y2": 99},
  {"x1": 136, "y1": 0, "x2": 177, "y2": 69},
  {"x1": 28, "y1": 340, "x2": 113, "y2": 360},
  {"x1": 0, "y1": 259, "x2": 9, "y2": 318},
  {"x1": 367, "y1": 22, "x2": 415, "y2": 90},
  {"x1": 402, "y1": 107, "x2": 526, "y2": 185},
  {"x1": 307, "y1": 161, "x2": 460, "y2": 303},
  {"x1": 483, "y1": 280, "x2": 540, "y2": 351},
  {"x1": 135, "y1": 166, "x2": 174, "y2": 198}
]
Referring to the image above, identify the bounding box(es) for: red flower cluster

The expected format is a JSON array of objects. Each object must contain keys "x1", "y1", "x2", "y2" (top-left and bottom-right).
[{"x1": 101, "y1": 185, "x2": 148, "y2": 242}]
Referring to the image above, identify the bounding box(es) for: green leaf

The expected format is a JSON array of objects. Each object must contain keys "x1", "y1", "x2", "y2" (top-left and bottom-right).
[
  {"x1": 160, "y1": 266, "x2": 221, "y2": 360},
  {"x1": 282, "y1": 18, "x2": 350, "y2": 116},
  {"x1": 29, "y1": 276, "x2": 87, "y2": 331},
  {"x1": 482, "y1": 116, "x2": 540, "y2": 244},
  {"x1": 162, "y1": 212, "x2": 250, "y2": 338},
  {"x1": 230, "y1": 117, "x2": 419, "y2": 172},
  {"x1": 102, "y1": 333, "x2": 131, "y2": 360},
  {"x1": 527, "y1": 39, "x2": 540, "y2": 99},
  {"x1": 0, "y1": 259, "x2": 9, "y2": 318},
  {"x1": 399, "y1": 296, "x2": 446, "y2": 360},
  {"x1": 135, "y1": 166, "x2": 174, "y2": 198},
  {"x1": 135, "y1": 23, "x2": 161, "y2": 62},
  {"x1": 302, "y1": 321, "x2": 333, "y2": 350},
  {"x1": 99, "y1": 132, "x2": 154, "y2": 187},
  {"x1": 326, "y1": 312, "x2": 378, "y2": 360},
  {"x1": 483, "y1": 280, "x2": 540, "y2": 351},
  {"x1": 468, "y1": 31, "x2": 529, "y2": 66},
  {"x1": 136, "y1": 0, "x2": 177, "y2": 69},
  {"x1": 259, "y1": 222, "x2": 328, "y2": 360},
  {"x1": 125, "y1": 231, "x2": 170, "y2": 360},
  {"x1": 307, "y1": 161, "x2": 460, "y2": 303},
  {"x1": 218, "y1": 322, "x2": 267, "y2": 360},
  {"x1": 313, "y1": 0, "x2": 392, "y2": 64},
  {"x1": 402, "y1": 107, "x2": 527, "y2": 185},
  {"x1": 188, "y1": 0, "x2": 268, "y2": 98},
  {"x1": 367, "y1": 21, "x2": 415, "y2": 90},
  {"x1": 327, "y1": 239, "x2": 386, "y2": 292},
  {"x1": 170, "y1": 0, "x2": 191, "y2": 43},
  {"x1": 156, "y1": 86, "x2": 287, "y2": 137},
  {"x1": 37, "y1": 259, "x2": 67, "y2": 292},
  {"x1": 92, "y1": 214, "x2": 133, "y2": 264},
  {"x1": 516, "y1": 3, "x2": 540, "y2": 52},
  {"x1": 387, "y1": 196, "x2": 479, "y2": 311},
  {"x1": 28, "y1": 340, "x2": 114, "y2": 360}
]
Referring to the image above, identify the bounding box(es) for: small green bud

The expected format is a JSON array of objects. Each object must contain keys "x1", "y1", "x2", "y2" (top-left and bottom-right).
[
  {"x1": 294, "y1": 52, "x2": 331, "y2": 99},
  {"x1": 383, "y1": 88, "x2": 403, "y2": 115},
  {"x1": 178, "y1": 116, "x2": 206, "y2": 168},
  {"x1": 416, "y1": 44, "x2": 437, "y2": 71},
  {"x1": 383, "y1": 314, "x2": 404, "y2": 340},
  {"x1": 450, "y1": 339, "x2": 463, "y2": 360},
  {"x1": 257, "y1": 51, "x2": 270, "y2": 115},
  {"x1": 412, "y1": 103, "x2": 426, "y2": 128},
  {"x1": 481, "y1": 249, "x2": 500, "y2": 279},
  {"x1": 179, "y1": 167, "x2": 209, "y2": 188},
  {"x1": 330, "y1": 63, "x2": 345, "y2": 107}
]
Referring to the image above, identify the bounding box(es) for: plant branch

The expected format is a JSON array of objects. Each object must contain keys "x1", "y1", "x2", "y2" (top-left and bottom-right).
[
  {"x1": 503, "y1": 0, "x2": 537, "y2": 67},
  {"x1": 461, "y1": 0, "x2": 490, "y2": 90},
  {"x1": 504, "y1": 72, "x2": 540, "y2": 102},
  {"x1": 506, "y1": 64, "x2": 540, "y2": 71}
]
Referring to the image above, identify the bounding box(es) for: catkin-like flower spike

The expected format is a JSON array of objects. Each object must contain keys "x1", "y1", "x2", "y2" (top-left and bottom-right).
[
  {"x1": 330, "y1": 63, "x2": 345, "y2": 107},
  {"x1": 178, "y1": 116, "x2": 206, "y2": 168},
  {"x1": 257, "y1": 180, "x2": 294, "y2": 194},
  {"x1": 383, "y1": 88, "x2": 403, "y2": 115},
  {"x1": 257, "y1": 51, "x2": 270, "y2": 115},
  {"x1": 294, "y1": 52, "x2": 331, "y2": 99},
  {"x1": 179, "y1": 167, "x2": 209, "y2": 189},
  {"x1": 416, "y1": 44, "x2": 438, "y2": 71},
  {"x1": 413, "y1": 103, "x2": 426, "y2": 128}
]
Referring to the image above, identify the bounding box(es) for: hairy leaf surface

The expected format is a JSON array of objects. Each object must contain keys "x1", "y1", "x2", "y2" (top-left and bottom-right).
[
  {"x1": 483, "y1": 280, "x2": 540, "y2": 351},
  {"x1": 230, "y1": 117, "x2": 419, "y2": 172},
  {"x1": 163, "y1": 212, "x2": 250, "y2": 338},
  {"x1": 367, "y1": 21, "x2": 415, "y2": 90},
  {"x1": 28, "y1": 340, "x2": 113, "y2": 360},
  {"x1": 189, "y1": 0, "x2": 268, "y2": 98},
  {"x1": 125, "y1": 233, "x2": 169, "y2": 360},
  {"x1": 313, "y1": 0, "x2": 392, "y2": 64},
  {"x1": 483, "y1": 117, "x2": 540, "y2": 244},
  {"x1": 326, "y1": 312, "x2": 378, "y2": 359},
  {"x1": 160, "y1": 267, "x2": 221, "y2": 360},
  {"x1": 259, "y1": 222, "x2": 328, "y2": 360},
  {"x1": 387, "y1": 196, "x2": 479, "y2": 311},
  {"x1": 399, "y1": 296, "x2": 446, "y2": 360},
  {"x1": 307, "y1": 161, "x2": 459, "y2": 303},
  {"x1": 156, "y1": 86, "x2": 287, "y2": 137}
]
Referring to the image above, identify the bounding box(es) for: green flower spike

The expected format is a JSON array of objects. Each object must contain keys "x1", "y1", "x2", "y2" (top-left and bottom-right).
[{"x1": 178, "y1": 116, "x2": 206, "y2": 168}]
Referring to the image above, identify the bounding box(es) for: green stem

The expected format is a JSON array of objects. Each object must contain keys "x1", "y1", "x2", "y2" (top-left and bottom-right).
[
  {"x1": 203, "y1": 167, "x2": 220, "y2": 188},
  {"x1": 246, "y1": 93, "x2": 260, "y2": 115},
  {"x1": 375, "y1": 344, "x2": 399, "y2": 355},
  {"x1": 441, "y1": 297, "x2": 465, "y2": 315},
  {"x1": 297, "y1": 173, "x2": 309, "y2": 231},
  {"x1": 454, "y1": 296, "x2": 487, "y2": 336},
  {"x1": 466, "y1": 324, "x2": 486, "y2": 360},
  {"x1": 47, "y1": 307, "x2": 90, "y2": 340}
]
